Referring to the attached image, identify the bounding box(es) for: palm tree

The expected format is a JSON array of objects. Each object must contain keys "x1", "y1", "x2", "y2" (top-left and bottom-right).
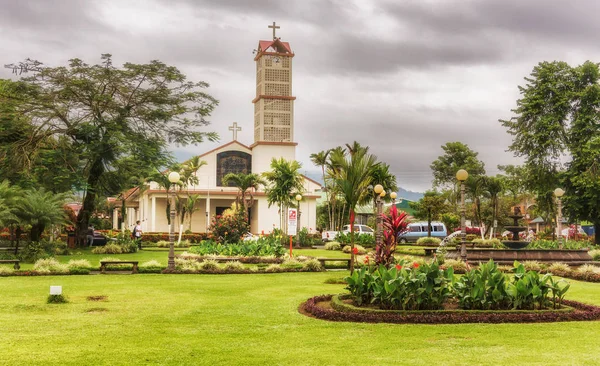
[
  {"x1": 465, "y1": 175, "x2": 486, "y2": 239},
  {"x1": 370, "y1": 162, "x2": 398, "y2": 215},
  {"x1": 263, "y1": 158, "x2": 304, "y2": 238},
  {"x1": 14, "y1": 188, "x2": 70, "y2": 242},
  {"x1": 334, "y1": 142, "x2": 378, "y2": 273},
  {"x1": 326, "y1": 147, "x2": 347, "y2": 230},
  {"x1": 310, "y1": 150, "x2": 331, "y2": 228},
  {"x1": 223, "y1": 173, "x2": 267, "y2": 217},
  {"x1": 485, "y1": 176, "x2": 504, "y2": 239},
  {"x1": 186, "y1": 194, "x2": 201, "y2": 231}
]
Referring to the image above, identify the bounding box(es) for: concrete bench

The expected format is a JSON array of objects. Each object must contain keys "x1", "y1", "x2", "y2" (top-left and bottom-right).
[
  {"x1": 0, "y1": 259, "x2": 20, "y2": 270},
  {"x1": 100, "y1": 261, "x2": 138, "y2": 274}
]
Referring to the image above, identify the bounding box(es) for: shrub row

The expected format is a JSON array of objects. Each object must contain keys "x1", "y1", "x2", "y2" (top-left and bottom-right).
[
  {"x1": 301, "y1": 295, "x2": 600, "y2": 324},
  {"x1": 188, "y1": 239, "x2": 285, "y2": 257}
]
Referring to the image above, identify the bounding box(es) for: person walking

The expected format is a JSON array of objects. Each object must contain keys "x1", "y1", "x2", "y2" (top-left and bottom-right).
[
  {"x1": 133, "y1": 220, "x2": 143, "y2": 249},
  {"x1": 87, "y1": 225, "x2": 95, "y2": 247}
]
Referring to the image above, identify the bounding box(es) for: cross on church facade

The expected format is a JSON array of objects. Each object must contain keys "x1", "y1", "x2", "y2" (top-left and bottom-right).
[
  {"x1": 268, "y1": 21, "x2": 280, "y2": 40},
  {"x1": 228, "y1": 122, "x2": 242, "y2": 140}
]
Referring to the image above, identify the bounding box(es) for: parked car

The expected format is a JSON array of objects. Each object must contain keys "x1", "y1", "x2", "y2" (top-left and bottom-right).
[
  {"x1": 397, "y1": 222, "x2": 448, "y2": 243},
  {"x1": 91, "y1": 231, "x2": 110, "y2": 246},
  {"x1": 321, "y1": 224, "x2": 374, "y2": 242},
  {"x1": 342, "y1": 224, "x2": 374, "y2": 236}
]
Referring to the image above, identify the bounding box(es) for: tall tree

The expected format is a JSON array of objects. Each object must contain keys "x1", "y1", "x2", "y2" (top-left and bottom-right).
[
  {"x1": 1, "y1": 55, "x2": 218, "y2": 245},
  {"x1": 500, "y1": 61, "x2": 600, "y2": 244},
  {"x1": 430, "y1": 142, "x2": 486, "y2": 188},
  {"x1": 410, "y1": 191, "x2": 446, "y2": 237}
]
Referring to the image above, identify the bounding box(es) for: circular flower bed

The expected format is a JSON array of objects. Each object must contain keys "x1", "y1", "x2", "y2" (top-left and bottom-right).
[{"x1": 301, "y1": 294, "x2": 600, "y2": 324}]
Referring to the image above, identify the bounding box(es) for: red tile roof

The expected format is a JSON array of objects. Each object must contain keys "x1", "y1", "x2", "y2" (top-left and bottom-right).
[{"x1": 259, "y1": 39, "x2": 292, "y2": 54}]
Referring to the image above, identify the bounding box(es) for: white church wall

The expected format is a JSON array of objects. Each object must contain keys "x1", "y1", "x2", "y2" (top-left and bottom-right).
[{"x1": 251, "y1": 144, "x2": 296, "y2": 175}]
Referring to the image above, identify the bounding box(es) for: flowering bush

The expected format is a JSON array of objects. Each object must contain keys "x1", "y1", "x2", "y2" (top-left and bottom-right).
[
  {"x1": 210, "y1": 211, "x2": 249, "y2": 244},
  {"x1": 342, "y1": 245, "x2": 366, "y2": 255}
]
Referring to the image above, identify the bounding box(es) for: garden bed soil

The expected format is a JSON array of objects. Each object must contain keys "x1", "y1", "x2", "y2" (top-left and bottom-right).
[{"x1": 301, "y1": 294, "x2": 600, "y2": 324}]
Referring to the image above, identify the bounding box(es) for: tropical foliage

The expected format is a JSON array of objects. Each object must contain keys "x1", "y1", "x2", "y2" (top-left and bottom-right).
[
  {"x1": 263, "y1": 158, "x2": 304, "y2": 236},
  {"x1": 346, "y1": 260, "x2": 570, "y2": 311}
]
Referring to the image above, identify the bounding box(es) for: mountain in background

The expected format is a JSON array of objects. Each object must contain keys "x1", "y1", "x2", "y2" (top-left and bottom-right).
[{"x1": 302, "y1": 171, "x2": 424, "y2": 202}]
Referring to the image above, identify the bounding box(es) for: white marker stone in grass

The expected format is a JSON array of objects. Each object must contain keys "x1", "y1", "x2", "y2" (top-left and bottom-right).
[{"x1": 50, "y1": 286, "x2": 62, "y2": 295}]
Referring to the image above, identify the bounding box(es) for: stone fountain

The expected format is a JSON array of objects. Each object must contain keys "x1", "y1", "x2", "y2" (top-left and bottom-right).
[
  {"x1": 446, "y1": 206, "x2": 592, "y2": 264},
  {"x1": 502, "y1": 207, "x2": 530, "y2": 249}
]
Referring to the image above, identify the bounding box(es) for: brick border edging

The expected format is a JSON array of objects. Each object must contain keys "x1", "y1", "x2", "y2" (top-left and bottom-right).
[{"x1": 301, "y1": 295, "x2": 600, "y2": 324}]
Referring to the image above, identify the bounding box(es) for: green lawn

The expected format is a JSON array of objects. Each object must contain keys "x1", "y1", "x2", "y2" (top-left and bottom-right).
[{"x1": 2, "y1": 273, "x2": 600, "y2": 365}]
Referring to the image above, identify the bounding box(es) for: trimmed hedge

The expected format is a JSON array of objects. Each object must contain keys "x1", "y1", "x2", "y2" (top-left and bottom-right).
[{"x1": 301, "y1": 294, "x2": 600, "y2": 324}]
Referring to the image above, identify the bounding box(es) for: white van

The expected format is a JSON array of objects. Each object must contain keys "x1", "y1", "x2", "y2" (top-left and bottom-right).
[{"x1": 397, "y1": 222, "x2": 447, "y2": 243}]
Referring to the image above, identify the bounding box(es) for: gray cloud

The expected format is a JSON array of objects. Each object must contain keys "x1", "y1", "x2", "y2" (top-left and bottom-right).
[{"x1": 1, "y1": 0, "x2": 597, "y2": 191}]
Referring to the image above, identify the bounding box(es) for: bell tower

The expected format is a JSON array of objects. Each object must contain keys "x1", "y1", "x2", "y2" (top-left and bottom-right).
[{"x1": 252, "y1": 22, "x2": 296, "y2": 143}]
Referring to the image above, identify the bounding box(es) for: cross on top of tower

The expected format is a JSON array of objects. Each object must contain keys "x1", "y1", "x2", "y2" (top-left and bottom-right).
[
  {"x1": 268, "y1": 21, "x2": 280, "y2": 40},
  {"x1": 228, "y1": 122, "x2": 242, "y2": 141}
]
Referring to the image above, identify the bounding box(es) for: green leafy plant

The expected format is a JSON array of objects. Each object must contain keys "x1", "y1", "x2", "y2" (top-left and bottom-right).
[
  {"x1": 189, "y1": 238, "x2": 284, "y2": 257},
  {"x1": 47, "y1": 294, "x2": 68, "y2": 304},
  {"x1": 416, "y1": 237, "x2": 441, "y2": 246},
  {"x1": 324, "y1": 241, "x2": 341, "y2": 251},
  {"x1": 454, "y1": 259, "x2": 510, "y2": 310}
]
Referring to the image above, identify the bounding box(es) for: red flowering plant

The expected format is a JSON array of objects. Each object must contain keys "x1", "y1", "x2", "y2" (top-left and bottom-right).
[
  {"x1": 210, "y1": 210, "x2": 249, "y2": 244},
  {"x1": 375, "y1": 205, "x2": 409, "y2": 267}
]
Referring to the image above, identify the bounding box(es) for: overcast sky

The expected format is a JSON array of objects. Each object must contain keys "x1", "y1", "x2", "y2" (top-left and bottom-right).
[{"x1": 2, "y1": 0, "x2": 599, "y2": 192}]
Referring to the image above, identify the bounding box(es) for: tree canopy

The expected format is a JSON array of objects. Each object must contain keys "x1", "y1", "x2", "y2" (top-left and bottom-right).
[
  {"x1": 1, "y1": 55, "x2": 218, "y2": 244},
  {"x1": 430, "y1": 142, "x2": 486, "y2": 188},
  {"x1": 500, "y1": 60, "x2": 600, "y2": 243}
]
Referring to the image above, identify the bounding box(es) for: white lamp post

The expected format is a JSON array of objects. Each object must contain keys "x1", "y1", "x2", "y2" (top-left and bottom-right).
[
  {"x1": 295, "y1": 194, "x2": 302, "y2": 248},
  {"x1": 554, "y1": 188, "x2": 565, "y2": 249},
  {"x1": 167, "y1": 171, "x2": 180, "y2": 271},
  {"x1": 456, "y1": 169, "x2": 469, "y2": 261}
]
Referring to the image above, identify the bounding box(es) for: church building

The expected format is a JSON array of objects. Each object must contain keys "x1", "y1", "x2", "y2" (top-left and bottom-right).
[{"x1": 120, "y1": 23, "x2": 321, "y2": 235}]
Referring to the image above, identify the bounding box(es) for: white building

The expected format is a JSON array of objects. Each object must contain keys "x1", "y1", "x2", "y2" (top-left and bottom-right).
[{"x1": 119, "y1": 24, "x2": 321, "y2": 235}]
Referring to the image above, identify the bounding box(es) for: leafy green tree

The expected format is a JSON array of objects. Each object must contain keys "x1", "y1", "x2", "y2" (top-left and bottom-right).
[
  {"x1": 500, "y1": 61, "x2": 600, "y2": 243},
  {"x1": 430, "y1": 142, "x2": 486, "y2": 188},
  {"x1": 1, "y1": 55, "x2": 218, "y2": 245},
  {"x1": 263, "y1": 158, "x2": 304, "y2": 238},
  {"x1": 333, "y1": 142, "x2": 378, "y2": 272},
  {"x1": 410, "y1": 191, "x2": 446, "y2": 237}
]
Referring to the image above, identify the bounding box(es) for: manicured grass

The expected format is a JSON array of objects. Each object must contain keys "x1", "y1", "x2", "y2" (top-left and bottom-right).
[{"x1": 2, "y1": 273, "x2": 600, "y2": 365}]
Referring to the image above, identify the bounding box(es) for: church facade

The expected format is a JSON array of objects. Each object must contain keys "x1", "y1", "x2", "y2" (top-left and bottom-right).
[{"x1": 120, "y1": 24, "x2": 321, "y2": 235}]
